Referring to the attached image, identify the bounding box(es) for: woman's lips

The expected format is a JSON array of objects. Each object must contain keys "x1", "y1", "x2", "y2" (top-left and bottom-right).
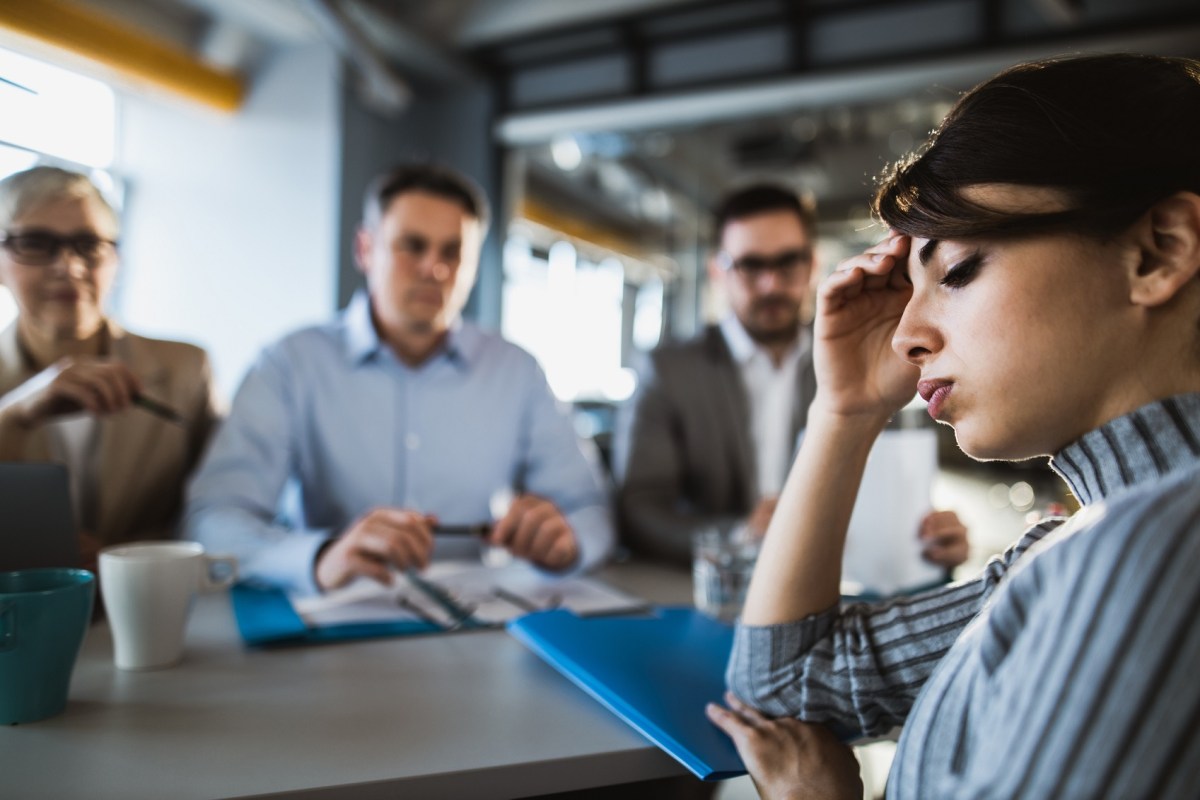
[{"x1": 917, "y1": 379, "x2": 954, "y2": 420}]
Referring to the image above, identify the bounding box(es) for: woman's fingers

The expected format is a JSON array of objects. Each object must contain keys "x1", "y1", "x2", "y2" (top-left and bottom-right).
[
  {"x1": 42, "y1": 361, "x2": 143, "y2": 416},
  {"x1": 725, "y1": 691, "x2": 771, "y2": 725}
]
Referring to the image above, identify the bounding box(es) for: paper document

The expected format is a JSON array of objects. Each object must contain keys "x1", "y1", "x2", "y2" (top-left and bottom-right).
[
  {"x1": 840, "y1": 428, "x2": 944, "y2": 595},
  {"x1": 291, "y1": 560, "x2": 648, "y2": 630}
]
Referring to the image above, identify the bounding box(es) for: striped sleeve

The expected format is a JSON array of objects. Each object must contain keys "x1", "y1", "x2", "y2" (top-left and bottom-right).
[
  {"x1": 726, "y1": 520, "x2": 1062, "y2": 738},
  {"x1": 954, "y1": 470, "x2": 1200, "y2": 798}
]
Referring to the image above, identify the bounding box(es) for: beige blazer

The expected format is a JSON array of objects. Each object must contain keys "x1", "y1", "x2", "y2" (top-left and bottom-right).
[{"x1": 0, "y1": 320, "x2": 220, "y2": 547}]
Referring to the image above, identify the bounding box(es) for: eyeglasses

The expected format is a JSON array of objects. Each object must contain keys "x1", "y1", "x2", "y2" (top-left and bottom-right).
[
  {"x1": 717, "y1": 247, "x2": 813, "y2": 279},
  {"x1": 0, "y1": 230, "x2": 118, "y2": 266}
]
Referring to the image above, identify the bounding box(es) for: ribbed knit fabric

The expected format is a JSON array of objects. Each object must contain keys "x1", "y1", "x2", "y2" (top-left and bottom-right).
[{"x1": 727, "y1": 393, "x2": 1200, "y2": 799}]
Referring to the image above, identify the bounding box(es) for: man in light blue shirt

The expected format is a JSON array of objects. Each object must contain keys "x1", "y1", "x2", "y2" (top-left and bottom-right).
[{"x1": 185, "y1": 164, "x2": 613, "y2": 595}]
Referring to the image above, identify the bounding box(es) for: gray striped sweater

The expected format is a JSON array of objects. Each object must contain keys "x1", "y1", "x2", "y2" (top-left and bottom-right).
[{"x1": 727, "y1": 393, "x2": 1200, "y2": 799}]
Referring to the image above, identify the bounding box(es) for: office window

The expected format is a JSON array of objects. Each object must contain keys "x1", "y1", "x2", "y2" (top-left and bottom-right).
[
  {"x1": 502, "y1": 235, "x2": 639, "y2": 404},
  {"x1": 0, "y1": 46, "x2": 119, "y2": 329},
  {"x1": 0, "y1": 47, "x2": 116, "y2": 169}
]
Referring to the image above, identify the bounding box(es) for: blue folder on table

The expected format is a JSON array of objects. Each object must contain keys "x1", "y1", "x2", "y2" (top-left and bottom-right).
[
  {"x1": 507, "y1": 606, "x2": 746, "y2": 781},
  {"x1": 229, "y1": 583, "x2": 441, "y2": 646}
]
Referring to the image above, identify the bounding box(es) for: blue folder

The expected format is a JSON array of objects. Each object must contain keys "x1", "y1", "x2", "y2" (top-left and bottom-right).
[
  {"x1": 229, "y1": 583, "x2": 441, "y2": 646},
  {"x1": 507, "y1": 606, "x2": 746, "y2": 781}
]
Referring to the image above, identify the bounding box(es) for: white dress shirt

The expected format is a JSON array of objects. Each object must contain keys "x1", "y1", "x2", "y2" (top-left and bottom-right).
[{"x1": 719, "y1": 315, "x2": 808, "y2": 496}]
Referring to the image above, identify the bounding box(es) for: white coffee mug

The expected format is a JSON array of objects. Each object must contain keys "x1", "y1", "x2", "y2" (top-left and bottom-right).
[{"x1": 98, "y1": 542, "x2": 237, "y2": 671}]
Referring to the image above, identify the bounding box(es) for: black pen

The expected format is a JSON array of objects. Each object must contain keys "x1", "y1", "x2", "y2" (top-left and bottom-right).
[
  {"x1": 493, "y1": 586, "x2": 541, "y2": 613},
  {"x1": 396, "y1": 595, "x2": 442, "y2": 628},
  {"x1": 433, "y1": 523, "x2": 492, "y2": 537},
  {"x1": 133, "y1": 394, "x2": 186, "y2": 426}
]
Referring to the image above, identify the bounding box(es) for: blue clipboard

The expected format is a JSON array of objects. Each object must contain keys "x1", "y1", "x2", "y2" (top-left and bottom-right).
[
  {"x1": 229, "y1": 583, "x2": 441, "y2": 646},
  {"x1": 507, "y1": 606, "x2": 746, "y2": 781}
]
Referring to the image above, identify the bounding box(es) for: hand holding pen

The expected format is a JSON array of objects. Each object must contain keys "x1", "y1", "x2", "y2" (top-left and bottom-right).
[
  {"x1": 0, "y1": 357, "x2": 185, "y2": 428},
  {"x1": 315, "y1": 508, "x2": 435, "y2": 591},
  {"x1": 490, "y1": 494, "x2": 579, "y2": 571}
]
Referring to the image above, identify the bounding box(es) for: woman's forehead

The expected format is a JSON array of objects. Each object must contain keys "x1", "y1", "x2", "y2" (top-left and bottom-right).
[{"x1": 14, "y1": 193, "x2": 118, "y2": 235}]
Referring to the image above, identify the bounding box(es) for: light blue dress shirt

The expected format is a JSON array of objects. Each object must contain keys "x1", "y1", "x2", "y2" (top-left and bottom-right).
[{"x1": 185, "y1": 292, "x2": 614, "y2": 594}]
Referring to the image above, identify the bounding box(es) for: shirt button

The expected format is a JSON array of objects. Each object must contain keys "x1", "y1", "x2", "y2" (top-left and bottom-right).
[{"x1": 405, "y1": 433, "x2": 420, "y2": 450}]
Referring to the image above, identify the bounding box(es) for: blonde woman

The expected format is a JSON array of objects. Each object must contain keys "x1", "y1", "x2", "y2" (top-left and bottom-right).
[{"x1": 0, "y1": 166, "x2": 219, "y2": 570}]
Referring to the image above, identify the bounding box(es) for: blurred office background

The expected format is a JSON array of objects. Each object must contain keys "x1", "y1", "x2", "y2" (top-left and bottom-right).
[
  {"x1": 2, "y1": 4, "x2": 1198, "y2": 797},
  {"x1": 2, "y1": 0, "x2": 1199, "y2": 569}
]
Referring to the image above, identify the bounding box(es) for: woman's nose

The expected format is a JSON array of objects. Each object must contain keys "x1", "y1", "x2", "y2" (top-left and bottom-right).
[{"x1": 891, "y1": 296, "x2": 939, "y2": 365}]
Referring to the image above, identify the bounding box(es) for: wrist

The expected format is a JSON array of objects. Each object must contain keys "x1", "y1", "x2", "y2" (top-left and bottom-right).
[
  {"x1": 312, "y1": 538, "x2": 338, "y2": 592},
  {"x1": 0, "y1": 402, "x2": 35, "y2": 431},
  {"x1": 806, "y1": 396, "x2": 893, "y2": 436}
]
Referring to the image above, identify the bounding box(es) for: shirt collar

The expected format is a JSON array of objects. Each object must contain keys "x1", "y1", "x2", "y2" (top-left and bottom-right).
[
  {"x1": 1050, "y1": 393, "x2": 1200, "y2": 506},
  {"x1": 341, "y1": 290, "x2": 479, "y2": 369}
]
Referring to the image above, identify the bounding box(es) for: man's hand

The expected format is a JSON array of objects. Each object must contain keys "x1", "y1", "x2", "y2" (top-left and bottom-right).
[
  {"x1": 315, "y1": 508, "x2": 434, "y2": 591},
  {"x1": 745, "y1": 495, "x2": 779, "y2": 539},
  {"x1": 918, "y1": 510, "x2": 969, "y2": 570},
  {"x1": 489, "y1": 494, "x2": 579, "y2": 571},
  {"x1": 707, "y1": 692, "x2": 863, "y2": 800}
]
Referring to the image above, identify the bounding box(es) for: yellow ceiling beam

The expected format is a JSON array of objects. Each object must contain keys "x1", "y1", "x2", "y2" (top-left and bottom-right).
[
  {"x1": 517, "y1": 196, "x2": 645, "y2": 257},
  {"x1": 0, "y1": 0, "x2": 245, "y2": 112}
]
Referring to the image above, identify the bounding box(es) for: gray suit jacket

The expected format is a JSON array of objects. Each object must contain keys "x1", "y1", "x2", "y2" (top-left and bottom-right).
[{"x1": 612, "y1": 324, "x2": 817, "y2": 565}]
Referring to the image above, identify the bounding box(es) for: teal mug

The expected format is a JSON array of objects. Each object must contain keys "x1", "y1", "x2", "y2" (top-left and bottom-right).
[{"x1": 0, "y1": 568, "x2": 95, "y2": 724}]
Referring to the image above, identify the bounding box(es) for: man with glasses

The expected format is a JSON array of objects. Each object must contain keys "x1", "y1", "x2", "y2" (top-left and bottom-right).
[
  {"x1": 186, "y1": 163, "x2": 613, "y2": 594},
  {"x1": 613, "y1": 184, "x2": 968, "y2": 573}
]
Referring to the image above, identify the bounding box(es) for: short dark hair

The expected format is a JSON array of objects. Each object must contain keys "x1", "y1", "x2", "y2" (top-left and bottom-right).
[
  {"x1": 875, "y1": 53, "x2": 1200, "y2": 240},
  {"x1": 363, "y1": 162, "x2": 490, "y2": 230},
  {"x1": 712, "y1": 184, "x2": 816, "y2": 246}
]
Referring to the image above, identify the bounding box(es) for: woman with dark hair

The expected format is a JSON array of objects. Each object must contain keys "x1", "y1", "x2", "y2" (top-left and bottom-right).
[{"x1": 706, "y1": 53, "x2": 1200, "y2": 798}]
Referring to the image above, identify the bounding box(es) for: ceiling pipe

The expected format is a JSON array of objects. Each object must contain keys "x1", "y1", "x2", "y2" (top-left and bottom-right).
[
  {"x1": 1032, "y1": 0, "x2": 1085, "y2": 26},
  {"x1": 300, "y1": 0, "x2": 411, "y2": 116},
  {"x1": 495, "y1": 26, "x2": 1200, "y2": 145}
]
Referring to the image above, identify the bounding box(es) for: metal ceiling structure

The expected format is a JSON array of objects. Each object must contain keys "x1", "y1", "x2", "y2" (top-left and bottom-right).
[{"x1": 7, "y1": 0, "x2": 1200, "y2": 253}]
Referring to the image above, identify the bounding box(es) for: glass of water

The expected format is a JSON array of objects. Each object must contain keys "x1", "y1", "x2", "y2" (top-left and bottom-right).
[{"x1": 692, "y1": 528, "x2": 759, "y2": 622}]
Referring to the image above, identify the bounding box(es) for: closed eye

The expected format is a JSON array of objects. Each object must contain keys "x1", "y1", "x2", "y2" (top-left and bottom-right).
[{"x1": 939, "y1": 252, "x2": 984, "y2": 288}]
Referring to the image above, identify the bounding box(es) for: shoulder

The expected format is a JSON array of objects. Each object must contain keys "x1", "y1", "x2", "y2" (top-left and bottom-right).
[
  {"x1": 1092, "y1": 464, "x2": 1200, "y2": 560},
  {"x1": 260, "y1": 319, "x2": 344, "y2": 365},
  {"x1": 458, "y1": 323, "x2": 542, "y2": 372},
  {"x1": 1007, "y1": 464, "x2": 1200, "y2": 606},
  {"x1": 644, "y1": 326, "x2": 726, "y2": 374},
  {"x1": 120, "y1": 329, "x2": 210, "y2": 371}
]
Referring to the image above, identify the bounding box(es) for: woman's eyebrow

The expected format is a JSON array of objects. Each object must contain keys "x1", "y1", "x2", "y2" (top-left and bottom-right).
[{"x1": 918, "y1": 239, "x2": 940, "y2": 266}]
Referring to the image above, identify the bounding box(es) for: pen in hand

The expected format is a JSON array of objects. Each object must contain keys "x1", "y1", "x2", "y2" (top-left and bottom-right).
[
  {"x1": 133, "y1": 393, "x2": 186, "y2": 425},
  {"x1": 433, "y1": 523, "x2": 492, "y2": 537}
]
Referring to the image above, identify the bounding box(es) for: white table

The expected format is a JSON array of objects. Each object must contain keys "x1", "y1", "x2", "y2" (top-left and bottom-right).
[{"x1": 1, "y1": 561, "x2": 699, "y2": 799}]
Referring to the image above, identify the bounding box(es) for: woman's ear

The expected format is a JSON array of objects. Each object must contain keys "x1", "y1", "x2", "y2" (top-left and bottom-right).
[{"x1": 1129, "y1": 192, "x2": 1200, "y2": 307}]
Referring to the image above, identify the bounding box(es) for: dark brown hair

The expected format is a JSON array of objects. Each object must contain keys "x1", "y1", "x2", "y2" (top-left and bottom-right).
[
  {"x1": 875, "y1": 54, "x2": 1200, "y2": 240},
  {"x1": 713, "y1": 183, "x2": 816, "y2": 245},
  {"x1": 363, "y1": 162, "x2": 490, "y2": 230}
]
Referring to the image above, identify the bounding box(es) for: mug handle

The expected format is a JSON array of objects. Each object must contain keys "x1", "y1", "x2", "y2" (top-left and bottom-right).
[
  {"x1": 200, "y1": 554, "x2": 238, "y2": 592},
  {"x1": 0, "y1": 602, "x2": 15, "y2": 652}
]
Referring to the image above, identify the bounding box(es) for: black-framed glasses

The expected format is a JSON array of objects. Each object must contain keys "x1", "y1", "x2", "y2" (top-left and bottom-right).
[
  {"x1": 717, "y1": 247, "x2": 813, "y2": 279},
  {"x1": 0, "y1": 230, "x2": 118, "y2": 266}
]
